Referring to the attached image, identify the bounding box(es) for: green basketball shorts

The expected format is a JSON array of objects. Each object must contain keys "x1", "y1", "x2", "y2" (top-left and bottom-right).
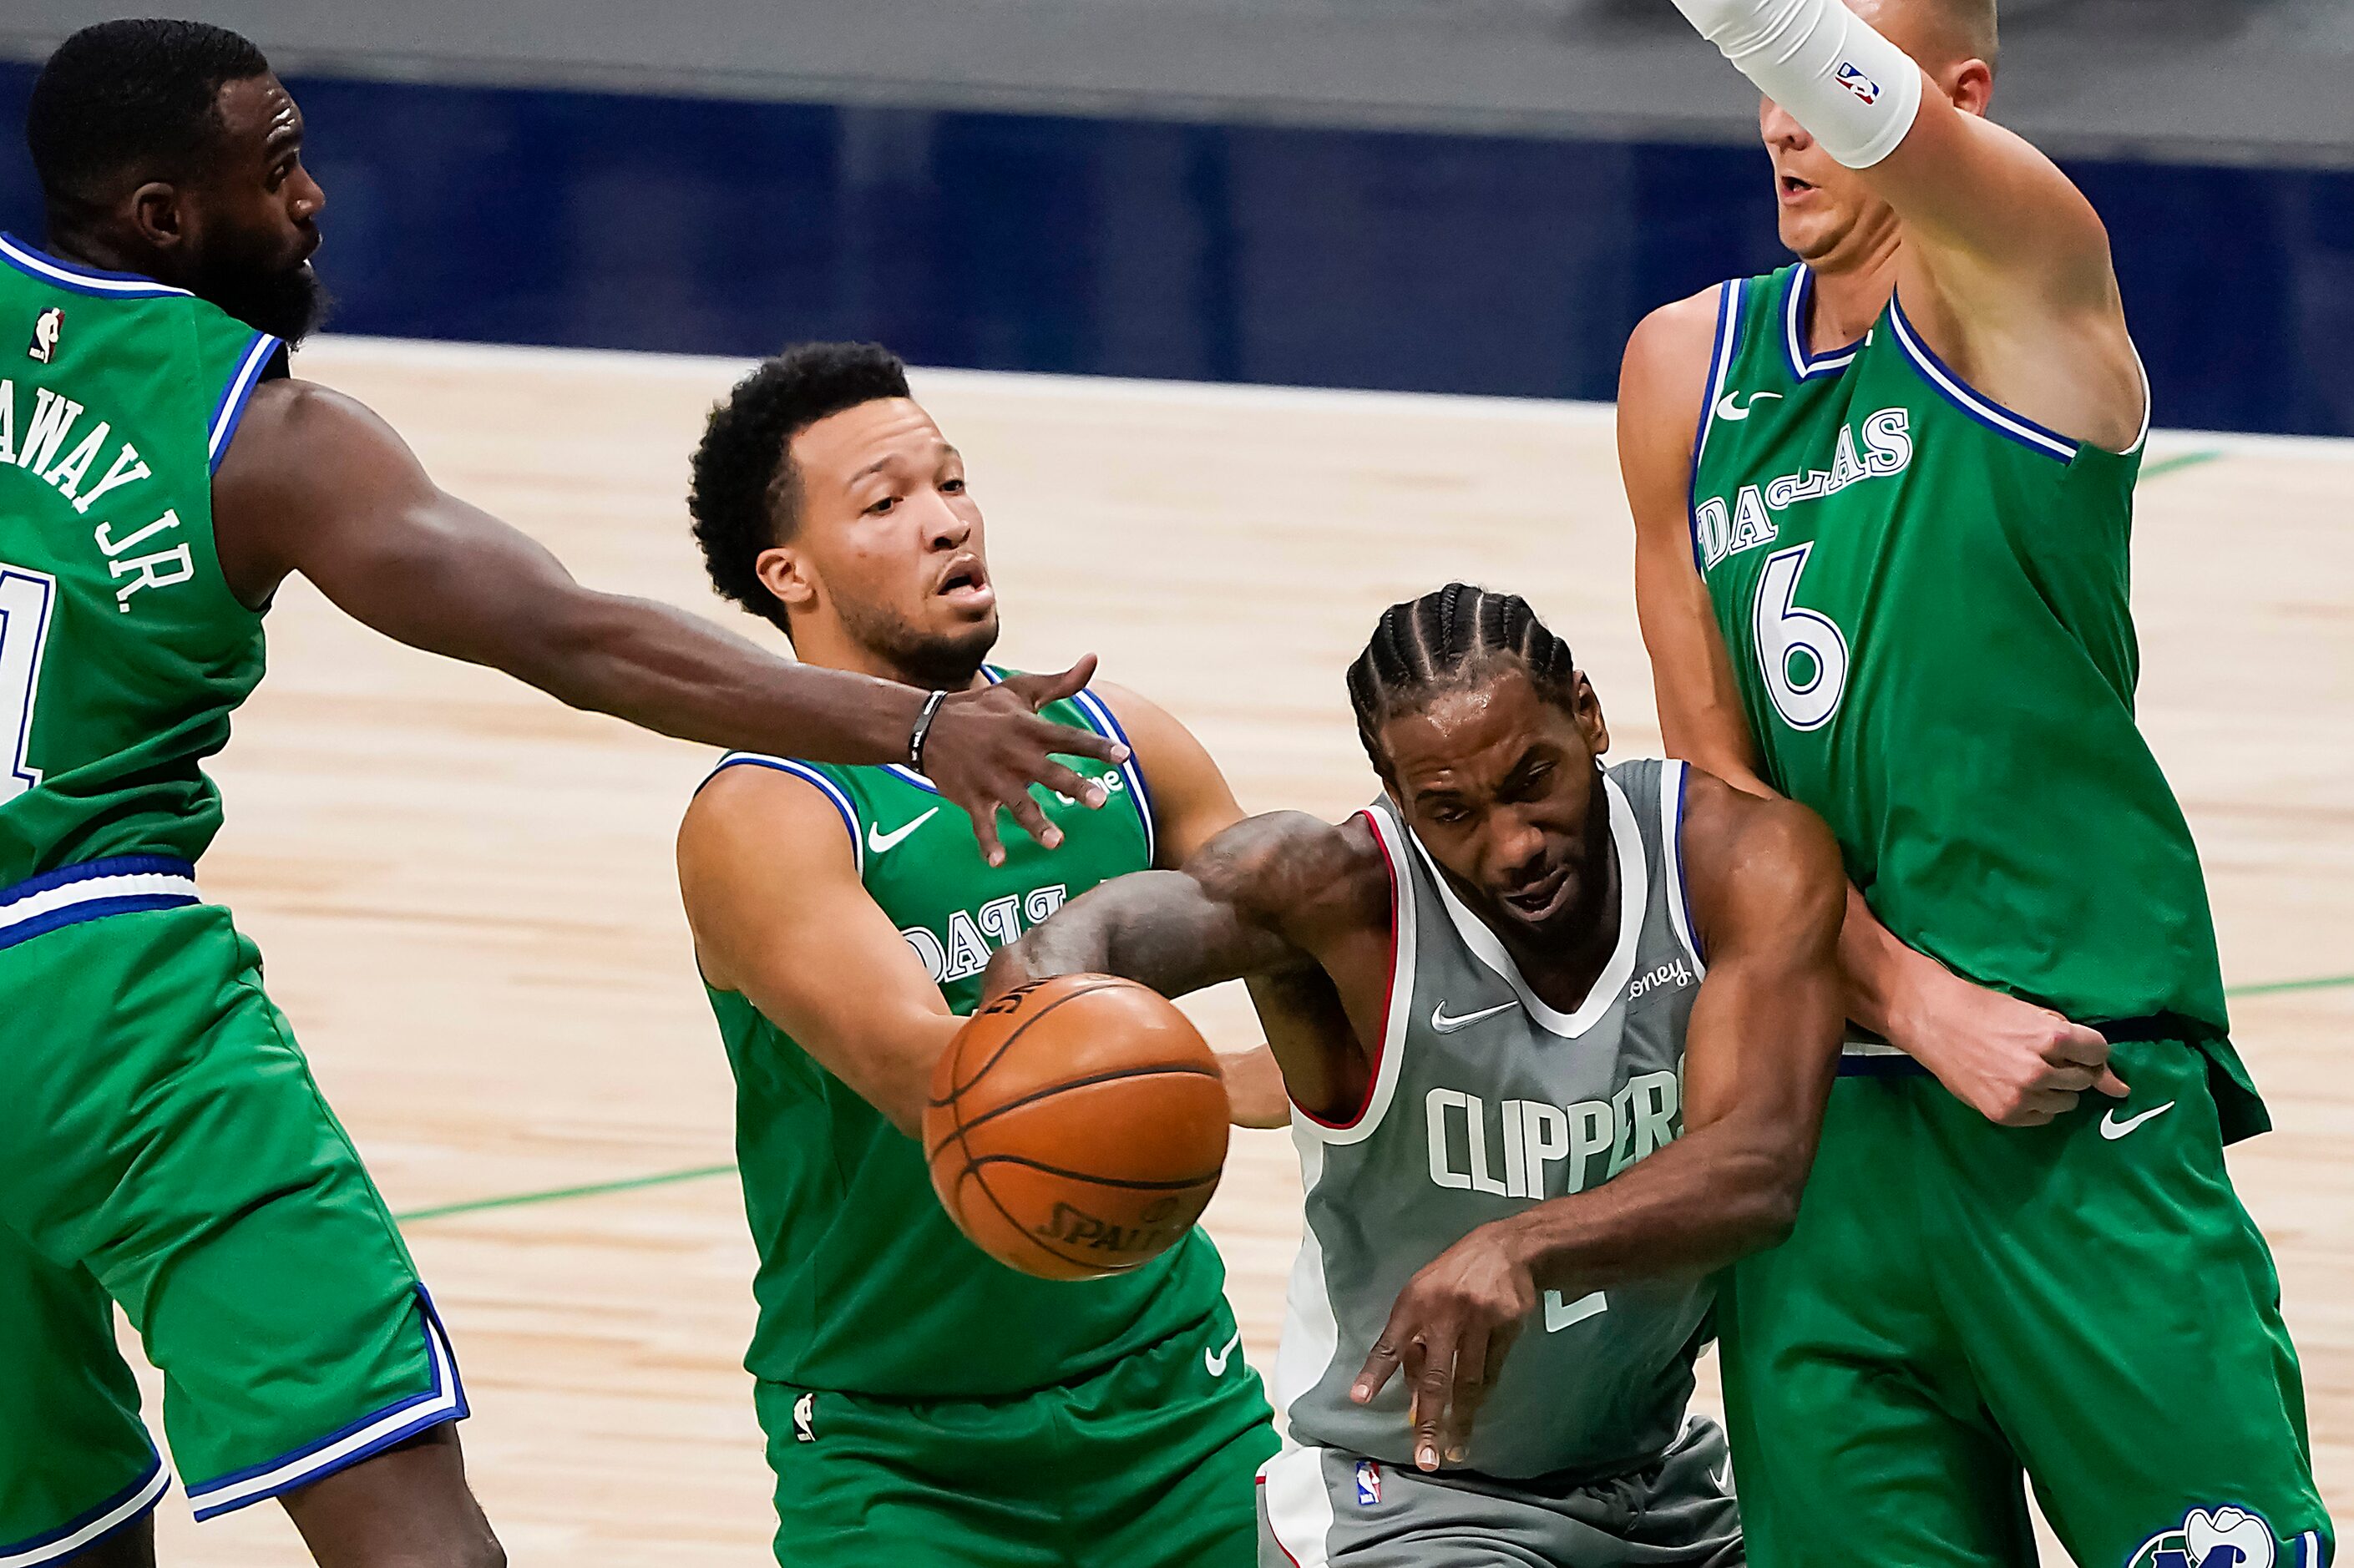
[
  {"x1": 0, "y1": 872, "x2": 464, "y2": 1560},
  {"x1": 1719, "y1": 1039, "x2": 2330, "y2": 1568},
  {"x1": 754, "y1": 1300, "x2": 1278, "y2": 1566}
]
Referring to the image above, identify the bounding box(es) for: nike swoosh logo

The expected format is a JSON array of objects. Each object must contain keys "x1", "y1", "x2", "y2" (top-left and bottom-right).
[
  {"x1": 1712, "y1": 1457, "x2": 1733, "y2": 1495},
  {"x1": 2099, "y1": 1100, "x2": 2176, "y2": 1141},
  {"x1": 1204, "y1": 1329, "x2": 1243, "y2": 1377},
  {"x1": 866, "y1": 807, "x2": 940, "y2": 855},
  {"x1": 1714, "y1": 390, "x2": 1783, "y2": 422},
  {"x1": 1430, "y1": 1000, "x2": 1516, "y2": 1034}
]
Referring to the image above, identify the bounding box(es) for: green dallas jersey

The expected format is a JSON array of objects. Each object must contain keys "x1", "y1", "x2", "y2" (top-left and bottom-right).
[
  {"x1": 701, "y1": 672, "x2": 1235, "y2": 1399},
  {"x1": 1689, "y1": 263, "x2": 2261, "y2": 1135},
  {"x1": 0, "y1": 234, "x2": 281, "y2": 892}
]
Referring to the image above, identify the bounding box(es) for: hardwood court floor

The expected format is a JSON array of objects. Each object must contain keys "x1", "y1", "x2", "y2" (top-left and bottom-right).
[{"x1": 129, "y1": 338, "x2": 2352, "y2": 1562}]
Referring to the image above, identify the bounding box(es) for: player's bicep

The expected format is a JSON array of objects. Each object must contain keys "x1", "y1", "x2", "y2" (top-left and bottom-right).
[
  {"x1": 1679, "y1": 790, "x2": 1845, "y2": 1141},
  {"x1": 1874, "y1": 101, "x2": 2115, "y2": 300},
  {"x1": 218, "y1": 379, "x2": 596, "y2": 670},
  {"x1": 679, "y1": 768, "x2": 954, "y2": 1131}
]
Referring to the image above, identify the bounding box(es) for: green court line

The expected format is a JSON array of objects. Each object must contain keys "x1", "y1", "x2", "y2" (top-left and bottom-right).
[
  {"x1": 395, "y1": 1161, "x2": 737, "y2": 1223},
  {"x1": 394, "y1": 966, "x2": 2354, "y2": 1227},
  {"x1": 2226, "y1": 973, "x2": 2354, "y2": 999},
  {"x1": 2140, "y1": 448, "x2": 2225, "y2": 481}
]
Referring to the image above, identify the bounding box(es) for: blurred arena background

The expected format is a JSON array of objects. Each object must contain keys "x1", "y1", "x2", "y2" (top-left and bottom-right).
[{"x1": 3, "y1": 3, "x2": 2349, "y2": 1562}]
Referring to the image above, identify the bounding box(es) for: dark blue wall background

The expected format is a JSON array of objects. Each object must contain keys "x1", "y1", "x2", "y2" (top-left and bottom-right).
[{"x1": 3, "y1": 66, "x2": 2347, "y2": 435}]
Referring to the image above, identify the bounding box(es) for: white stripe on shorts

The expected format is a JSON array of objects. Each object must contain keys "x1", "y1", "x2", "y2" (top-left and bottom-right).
[{"x1": 1259, "y1": 1444, "x2": 1336, "y2": 1568}]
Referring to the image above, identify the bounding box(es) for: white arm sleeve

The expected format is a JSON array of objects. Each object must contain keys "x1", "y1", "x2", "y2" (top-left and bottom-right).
[{"x1": 1672, "y1": 0, "x2": 1925, "y2": 169}]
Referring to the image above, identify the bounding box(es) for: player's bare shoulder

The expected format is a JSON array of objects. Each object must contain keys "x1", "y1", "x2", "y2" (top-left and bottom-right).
[
  {"x1": 1619, "y1": 286, "x2": 1724, "y2": 441},
  {"x1": 1675, "y1": 767, "x2": 1845, "y2": 950}
]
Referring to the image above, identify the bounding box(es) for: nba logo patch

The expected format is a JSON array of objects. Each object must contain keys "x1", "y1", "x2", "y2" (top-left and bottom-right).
[
  {"x1": 1835, "y1": 62, "x2": 1882, "y2": 105},
  {"x1": 27, "y1": 306, "x2": 61, "y2": 364},
  {"x1": 1354, "y1": 1459, "x2": 1381, "y2": 1505}
]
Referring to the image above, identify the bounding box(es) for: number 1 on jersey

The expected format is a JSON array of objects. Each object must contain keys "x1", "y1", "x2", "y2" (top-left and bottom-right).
[
  {"x1": 0, "y1": 564, "x2": 58, "y2": 803},
  {"x1": 1753, "y1": 542, "x2": 1849, "y2": 731}
]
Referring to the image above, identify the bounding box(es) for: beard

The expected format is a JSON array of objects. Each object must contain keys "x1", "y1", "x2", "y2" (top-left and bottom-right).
[
  {"x1": 192, "y1": 255, "x2": 332, "y2": 346},
  {"x1": 838, "y1": 598, "x2": 1002, "y2": 692}
]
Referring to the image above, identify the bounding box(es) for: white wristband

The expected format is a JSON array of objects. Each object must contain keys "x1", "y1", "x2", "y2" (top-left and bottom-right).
[{"x1": 1671, "y1": 0, "x2": 1924, "y2": 169}]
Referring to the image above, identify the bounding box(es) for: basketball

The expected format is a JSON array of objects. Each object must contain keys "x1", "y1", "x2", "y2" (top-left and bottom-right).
[{"x1": 923, "y1": 974, "x2": 1233, "y2": 1282}]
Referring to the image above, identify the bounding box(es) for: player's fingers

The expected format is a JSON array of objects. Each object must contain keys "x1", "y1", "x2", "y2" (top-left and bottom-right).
[
  {"x1": 1000, "y1": 788, "x2": 1065, "y2": 852},
  {"x1": 2022, "y1": 1088, "x2": 2078, "y2": 1120},
  {"x1": 945, "y1": 792, "x2": 1010, "y2": 867},
  {"x1": 1033, "y1": 759, "x2": 1108, "y2": 811},
  {"x1": 1352, "y1": 1333, "x2": 1404, "y2": 1404},
  {"x1": 1016, "y1": 655, "x2": 1101, "y2": 711},
  {"x1": 1021, "y1": 709, "x2": 1126, "y2": 770},
  {"x1": 2038, "y1": 1064, "x2": 2098, "y2": 1094},
  {"x1": 1440, "y1": 1323, "x2": 1492, "y2": 1464},
  {"x1": 2094, "y1": 1065, "x2": 2130, "y2": 1098},
  {"x1": 1412, "y1": 1332, "x2": 1454, "y2": 1471},
  {"x1": 2043, "y1": 1023, "x2": 2112, "y2": 1069}
]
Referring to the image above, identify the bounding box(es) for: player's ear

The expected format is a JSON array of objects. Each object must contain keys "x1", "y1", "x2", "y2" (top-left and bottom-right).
[
  {"x1": 754, "y1": 544, "x2": 818, "y2": 617},
  {"x1": 1947, "y1": 58, "x2": 1993, "y2": 118},
  {"x1": 128, "y1": 181, "x2": 186, "y2": 255},
  {"x1": 1571, "y1": 673, "x2": 1609, "y2": 760}
]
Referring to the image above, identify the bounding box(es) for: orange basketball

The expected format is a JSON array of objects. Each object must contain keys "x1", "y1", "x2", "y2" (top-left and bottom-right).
[{"x1": 924, "y1": 974, "x2": 1231, "y2": 1282}]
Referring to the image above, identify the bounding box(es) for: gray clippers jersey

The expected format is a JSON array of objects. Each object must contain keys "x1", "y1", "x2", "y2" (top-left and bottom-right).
[{"x1": 1275, "y1": 758, "x2": 1711, "y2": 1482}]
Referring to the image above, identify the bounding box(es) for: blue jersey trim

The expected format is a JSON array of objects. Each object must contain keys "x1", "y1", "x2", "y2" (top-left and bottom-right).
[
  {"x1": 0, "y1": 1454, "x2": 168, "y2": 1566},
  {"x1": 207, "y1": 331, "x2": 284, "y2": 473},
  {"x1": 701, "y1": 753, "x2": 865, "y2": 877},
  {"x1": 1672, "y1": 763, "x2": 1703, "y2": 967},
  {"x1": 1782, "y1": 266, "x2": 1865, "y2": 382},
  {"x1": 0, "y1": 895, "x2": 200, "y2": 953},
  {"x1": 1886, "y1": 296, "x2": 2079, "y2": 463},
  {"x1": 0, "y1": 234, "x2": 191, "y2": 299},
  {"x1": 1687, "y1": 279, "x2": 1742, "y2": 574},
  {"x1": 185, "y1": 1287, "x2": 466, "y2": 1519},
  {"x1": 0, "y1": 854, "x2": 197, "y2": 907},
  {"x1": 1066, "y1": 687, "x2": 1157, "y2": 867}
]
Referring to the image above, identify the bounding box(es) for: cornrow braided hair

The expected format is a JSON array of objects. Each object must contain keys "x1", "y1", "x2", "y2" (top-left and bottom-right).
[{"x1": 1346, "y1": 584, "x2": 1579, "y2": 773}]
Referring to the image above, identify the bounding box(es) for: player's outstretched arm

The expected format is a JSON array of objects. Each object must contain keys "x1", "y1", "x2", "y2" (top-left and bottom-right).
[
  {"x1": 212, "y1": 379, "x2": 1124, "y2": 864},
  {"x1": 1090, "y1": 684, "x2": 1351, "y2": 1128},
  {"x1": 1349, "y1": 776, "x2": 1845, "y2": 1473},
  {"x1": 677, "y1": 765, "x2": 962, "y2": 1138},
  {"x1": 985, "y1": 809, "x2": 1391, "y2": 1125},
  {"x1": 1666, "y1": 0, "x2": 2144, "y2": 449}
]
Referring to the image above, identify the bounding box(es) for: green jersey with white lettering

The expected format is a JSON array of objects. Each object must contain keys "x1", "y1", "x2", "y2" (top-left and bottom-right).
[
  {"x1": 1688, "y1": 263, "x2": 2259, "y2": 1132},
  {"x1": 0, "y1": 234, "x2": 282, "y2": 888},
  {"x1": 701, "y1": 673, "x2": 1235, "y2": 1398}
]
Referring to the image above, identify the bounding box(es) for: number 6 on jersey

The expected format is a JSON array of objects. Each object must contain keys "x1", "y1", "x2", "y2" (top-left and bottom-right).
[
  {"x1": 1752, "y1": 542, "x2": 1848, "y2": 731},
  {"x1": 0, "y1": 564, "x2": 58, "y2": 803}
]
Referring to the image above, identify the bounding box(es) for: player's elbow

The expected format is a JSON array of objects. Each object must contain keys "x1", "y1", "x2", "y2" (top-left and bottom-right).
[{"x1": 1719, "y1": 1135, "x2": 1813, "y2": 1252}]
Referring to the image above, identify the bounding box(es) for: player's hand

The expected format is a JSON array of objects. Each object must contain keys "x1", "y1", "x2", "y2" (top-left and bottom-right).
[
  {"x1": 1892, "y1": 967, "x2": 2126, "y2": 1127},
  {"x1": 922, "y1": 657, "x2": 1126, "y2": 867},
  {"x1": 1350, "y1": 1222, "x2": 1536, "y2": 1471}
]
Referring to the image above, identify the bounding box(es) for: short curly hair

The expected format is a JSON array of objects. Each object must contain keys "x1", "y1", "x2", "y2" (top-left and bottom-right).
[
  {"x1": 687, "y1": 341, "x2": 912, "y2": 636},
  {"x1": 28, "y1": 19, "x2": 271, "y2": 209}
]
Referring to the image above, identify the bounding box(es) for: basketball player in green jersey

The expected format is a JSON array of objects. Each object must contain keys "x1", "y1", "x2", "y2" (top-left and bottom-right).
[
  {"x1": 2, "y1": 23, "x2": 1128, "y2": 1568},
  {"x1": 1617, "y1": 0, "x2": 2329, "y2": 1563},
  {"x1": 676, "y1": 341, "x2": 1284, "y2": 1567}
]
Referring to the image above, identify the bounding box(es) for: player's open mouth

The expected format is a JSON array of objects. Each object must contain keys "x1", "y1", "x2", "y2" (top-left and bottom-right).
[
  {"x1": 1779, "y1": 175, "x2": 1817, "y2": 202},
  {"x1": 1501, "y1": 864, "x2": 1572, "y2": 921},
  {"x1": 936, "y1": 555, "x2": 994, "y2": 610}
]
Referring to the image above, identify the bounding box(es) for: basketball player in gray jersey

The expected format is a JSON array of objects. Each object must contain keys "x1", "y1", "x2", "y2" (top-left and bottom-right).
[{"x1": 990, "y1": 584, "x2": 1846, "y2": 1565}]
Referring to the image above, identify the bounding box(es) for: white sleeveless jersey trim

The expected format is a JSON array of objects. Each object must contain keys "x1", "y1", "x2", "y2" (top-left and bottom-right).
[
  {"x1": 1258, "y1": 1445, "x2": 1336, "y2": 1566},
  {"x1": 1660, "y1": 761, "x2": 1706, "y2": 975},
  {"x1": 1784, "y1": 264, "x2": 1865, "y2": 382},
  {"x1": 1399, "y1": 775, "x2": 1648, "y2": 1039},
  {"x1": 1272, "y1": 1131, "x2": 1339, "y2": 1426},
  {"x1": 1290, "y1": 807, "x2": 1417, "y2": 1144}
]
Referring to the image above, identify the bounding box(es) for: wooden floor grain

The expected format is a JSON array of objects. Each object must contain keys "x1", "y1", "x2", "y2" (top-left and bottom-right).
[{"x1": 121, "y1": 339, "x2": 2351, "y2": 1562}]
